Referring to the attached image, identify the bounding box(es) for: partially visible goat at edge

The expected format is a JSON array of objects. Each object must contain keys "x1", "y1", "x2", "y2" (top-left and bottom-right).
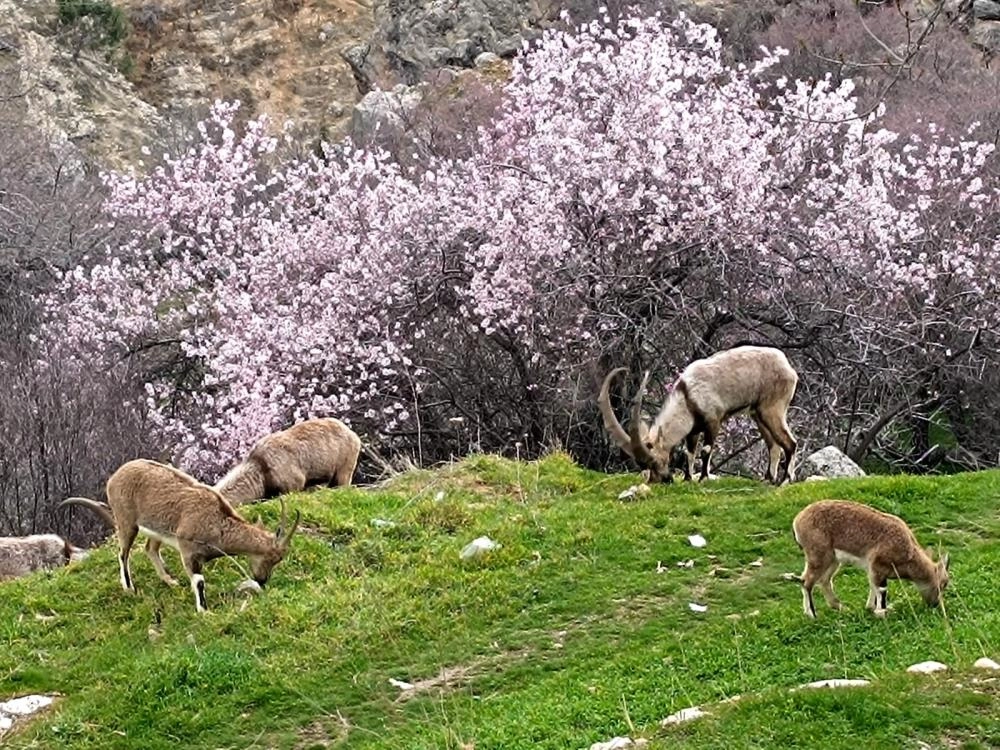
[
  {"x1": 793, "y1": 499, "x2": 950, "y2": 618},
  {"x1": 598, "y1": 345, "x2": 798, "y2": 484},
  {"x1": 0, "y1": 534, "x2": 88, "y2": 581},
  {"x1": 60, "y1": 459, "x2": 300, "y2": 612},
  {"x1": 214, "y1": 417, "x2": 362, "y2": 506}
]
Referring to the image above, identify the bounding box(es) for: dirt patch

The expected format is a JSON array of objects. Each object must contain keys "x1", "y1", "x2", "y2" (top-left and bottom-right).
[
  {"x1": 294, "y1": 712, "x2": 351, "y2": 748},
  {"x1": 391, "y1": 649, "x2": 531, "y2": 703}
]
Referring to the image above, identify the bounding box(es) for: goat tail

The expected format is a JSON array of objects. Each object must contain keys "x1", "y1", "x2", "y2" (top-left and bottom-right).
[{"x1": 60, "y1": 496, "x2": 115, "y2": 528}]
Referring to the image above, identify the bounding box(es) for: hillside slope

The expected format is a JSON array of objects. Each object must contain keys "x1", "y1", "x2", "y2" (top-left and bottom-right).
[{"x1": 1, "y1": 455, "x2": 998, "y2": 748}]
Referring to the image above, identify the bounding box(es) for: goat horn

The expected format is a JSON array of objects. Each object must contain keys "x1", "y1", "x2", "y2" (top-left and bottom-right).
[
  {"x1": 628, "y1": 370, "x2": 659, "y2": 470},
  {"x1": 279, "y1": 510, "x2": 301, "y2": 550},
  {"x1": 275, "y1": 496, "x2": 289, "y2": 539},
  {"x1": 598, "y1": 367, "x2": 634, "y2": 457}
]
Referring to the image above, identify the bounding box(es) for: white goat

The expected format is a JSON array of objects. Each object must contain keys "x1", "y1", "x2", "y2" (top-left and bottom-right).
[
  {"x1": 60, "y1": 459, "x2": 300, "y2": 612},
  {"x1": 214, "y1": 417, "x2": 362, "y2": 505},
  {"x1": 793, "y1": 499, "x2": 950, "y2": 618},
  {"x1": 598, "y1": 345, "x2": 798, "y2": 484}
]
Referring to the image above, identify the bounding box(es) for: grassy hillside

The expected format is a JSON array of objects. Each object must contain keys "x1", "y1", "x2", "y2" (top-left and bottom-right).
[{"x1": 1, "y1": 454, "x2": 998, "y2": 749}]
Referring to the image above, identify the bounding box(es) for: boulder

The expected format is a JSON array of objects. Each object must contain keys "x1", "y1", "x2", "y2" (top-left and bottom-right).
[{"x1": 796, "y1": 446, "x2": 865, "y2": 481}]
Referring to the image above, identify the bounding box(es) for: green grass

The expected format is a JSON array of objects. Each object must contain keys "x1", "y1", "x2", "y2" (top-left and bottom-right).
[{"x1": 2, "y1": 453, "x2": 999, "y2": 749}]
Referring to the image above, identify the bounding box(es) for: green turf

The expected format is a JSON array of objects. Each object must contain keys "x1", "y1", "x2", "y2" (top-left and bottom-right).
[{"x1": 1, "y1": 453, "x2": 997, "y2": 749}]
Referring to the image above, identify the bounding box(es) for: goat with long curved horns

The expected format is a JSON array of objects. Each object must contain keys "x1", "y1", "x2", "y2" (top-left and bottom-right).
[
  {"x1": 60, "y1": 459, "x2": 300, "y2": 612},
  {"x1": 598, "y1": 345, "x2": 798, "y2": 484}
]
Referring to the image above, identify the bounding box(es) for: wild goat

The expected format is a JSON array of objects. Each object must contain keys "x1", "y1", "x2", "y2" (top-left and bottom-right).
[
  {"x1": 214, "y1": 417, "x2": 362, "y2": 505},
  {"x1": 60, "y1": 459, "x2": 300, "y2": 612},
  {"x1": 598, "y1": 346, "x2": 798, "y2": 484},
  {"x1": 793, "y1": 499, "x2": 950, "y2": 618},
  {"x1": 0, "y1": 534, "x2": 87, "y2": 581}
]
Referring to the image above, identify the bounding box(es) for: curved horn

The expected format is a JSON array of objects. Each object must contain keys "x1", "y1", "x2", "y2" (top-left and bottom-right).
[
  {"x1": 598, "y1": 367, "x2": 634, "y2": 457},
  {"x1": 279, "y1": 510, "x2": 301, "y2": 551},
  {"x1": 275, "y1": 496, "x2": 289, "y2": 539},
  {"x1": 628, "y1": 371, "x2": 660, "y2": 471},
  {"x1": 59, "y1": 497, "x2": 115, "y2": 528}
]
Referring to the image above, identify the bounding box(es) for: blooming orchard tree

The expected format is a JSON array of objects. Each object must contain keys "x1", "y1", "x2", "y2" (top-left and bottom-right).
[{"x1": 49, "y1": 13, "x2": 1000, "y2": 477}]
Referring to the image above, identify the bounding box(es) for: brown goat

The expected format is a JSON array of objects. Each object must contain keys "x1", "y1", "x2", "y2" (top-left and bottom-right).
[
  {"x1": 793, "y1": 500, "x2": 950, "y2": 618},
  {"x1": 214, "y1": 417, "x2": 362, "y2": 505},
  {"x1": 60, "y1": 459, "x2": 300, "y2": 612},
  {"x1": 0, "y1": 534, "x2": 87, "y2": 581},
  {"x1": 598, "y1": 346, "x2": 798, "y2": 484}
]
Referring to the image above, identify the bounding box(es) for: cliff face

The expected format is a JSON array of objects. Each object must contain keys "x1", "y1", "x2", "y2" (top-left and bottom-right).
[
  {"x1": 2, "y1": 0, "x2": 998, "y2": 170},
  {"x1": 0, "y1": 0, "x2": 551, "y2": 168}
]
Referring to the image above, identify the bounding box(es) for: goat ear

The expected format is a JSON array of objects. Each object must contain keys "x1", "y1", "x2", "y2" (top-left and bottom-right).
[{"x1": 940, "y1": 552, "x2": 950, "y2": 571}]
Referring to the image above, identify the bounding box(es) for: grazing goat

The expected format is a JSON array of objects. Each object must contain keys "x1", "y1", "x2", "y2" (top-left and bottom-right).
[
  {"x1": 60, "y1": 459, "x2": 300, "y2": 612},
  {"x1": 0, "y1": 534, "x2": 87, "y2": 581},
  {"x1": 598, "y1": 346, "x2": 798, "y2": 484},
  {"x1": 793, "y1": 499, "x2": 950, "y2": 618},
  {"x1": 214, "y1": 417, "x2": 362, "y2": 505}
]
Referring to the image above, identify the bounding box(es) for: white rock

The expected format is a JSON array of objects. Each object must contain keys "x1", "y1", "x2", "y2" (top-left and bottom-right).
[
  {"x1": 618, "y1": 486, "x2": 637, "y2": 500},
  {"x1": 801, "y1": 679, "x2": 871, "y2": 689},
  {"x1": 0, "y1": 693, "x2": 56, "y2": 733},
  {"x1": 688, "y1": 534, "x2": 707, "y2": 548},
  {"x1": 677, "y1": 559, "x2": 695, "y2": 568},
  {"x1": 974, "y1": 657, "x2": 1000, "y2": 671},
  {"x1": 907, "y1": 661, "x2": 949, "y2": 674},
  {"x1": 388, "y1": 677, "x2": 414, "y2": 691},
  {"x1": 0, "y1": 695, "x2": 55, "y2": 715},
  {"x1": 235, "y1": 579, "x2": 262, "y2": 595},
  {"x1": 688, "y1": 602, "x2": 708, "y2": 613},
  {"x1": 749, "y1": 558, "x2": 763, "y2": 567},
  {"x1": 589, "y1": 736, "x2": 635, "y2": 750},
  {"x1": 370, "y1": 518, "x2": 396, "y2": 528},
  {"x1": 460, "y1": 536, "x2": 499, "y2": 560},
  {"x1": 661, "y1": 706, "x2": 707, "y2": 726}
]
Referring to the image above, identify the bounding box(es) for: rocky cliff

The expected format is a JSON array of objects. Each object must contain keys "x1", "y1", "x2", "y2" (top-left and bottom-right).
[
  {"x1": 1, "y1": 0, "x2": 998, "y2": 170},
  {"x1": 0, "y1": 0, "x2": 551, "y2": 168}
]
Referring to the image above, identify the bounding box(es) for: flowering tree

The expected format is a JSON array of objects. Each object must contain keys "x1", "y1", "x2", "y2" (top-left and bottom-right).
[{"x1": 49, "y1": 13, "x2": 1000, "y2": 478}]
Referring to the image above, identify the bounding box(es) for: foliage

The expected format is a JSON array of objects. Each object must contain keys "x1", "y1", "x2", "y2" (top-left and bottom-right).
[
  {"x1": 1, "y1": 458, "x2": 998, "y2": 748},
  {"x1": 57, "y1": 0, "x2": 129, "y2": 49},
  {"x1": 47, "y1": 12, "x2": 1000, "y2": 478},
  {"x1": 0, "y1": 68, "x2": 150, "y2": 539}
]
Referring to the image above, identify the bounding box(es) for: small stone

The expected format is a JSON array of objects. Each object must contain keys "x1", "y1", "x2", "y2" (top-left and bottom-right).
[
  {"x1": 801, "y1": 679, "x2": 871, "y2": 689},
  {"x1": 661, "y1": 706, "x2": 706, "y2": 726},
  {"x1": 688, "y1": 534, "x2": 707, "y2": 548},
  {"x1": 974, "y1": 657, "x2": 1000, "y2": 671},
  {"x1": 688, "y1": 602, "x2": 708, "y2": 613},
  {"x1": 907, "y1": 660, "x2": 949, "y2": 674},
  {"x1": 474, "y1": 51, "x2": 502, "y2": 67}
]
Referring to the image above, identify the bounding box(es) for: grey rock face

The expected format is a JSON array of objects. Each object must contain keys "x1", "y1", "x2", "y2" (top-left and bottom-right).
[{"x1": 372, "y1": 0, "x2": 538, "y2": 83}]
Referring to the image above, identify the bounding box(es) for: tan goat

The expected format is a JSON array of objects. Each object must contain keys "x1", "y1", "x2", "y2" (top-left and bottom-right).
[
  {"x1": 60, "y1": 459, "x2": 300, "y2": 612},
  {"x1": 599, "y1": 346, "x2": 798, "y2": 484},
  {"x1": 214, "y1": 417, "x2": 362, "y2": 505},
  {"x1": 0, "y1": 534, "x2": 87, "y2": 581},
  {"x1": 793, "y1": 499, "x2": 950, "y2": 618}
]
